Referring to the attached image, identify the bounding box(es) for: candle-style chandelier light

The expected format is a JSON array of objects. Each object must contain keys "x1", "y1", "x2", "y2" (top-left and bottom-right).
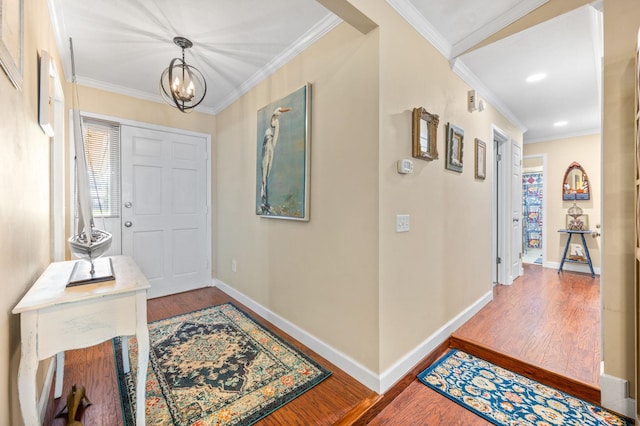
[{"x1": 160, "y1": 36, "x2": 207, "y2": 113}]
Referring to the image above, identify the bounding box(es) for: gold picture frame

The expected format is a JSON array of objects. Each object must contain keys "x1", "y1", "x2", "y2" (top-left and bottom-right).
[
  {"x1": 475, "y1": 139, "x2": 486, "y2": 180},
  {"x1": 412, "y1": 107, "x2": 439, "y2": 161}
]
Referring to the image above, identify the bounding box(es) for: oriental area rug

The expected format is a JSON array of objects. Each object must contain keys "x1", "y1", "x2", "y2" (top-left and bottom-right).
[
  {"x1": 418, "y1": 349, "x2": 632, "y2": 426},
  {"x1": 114, "y1": 303, "x2": 331, "y2": 425}
]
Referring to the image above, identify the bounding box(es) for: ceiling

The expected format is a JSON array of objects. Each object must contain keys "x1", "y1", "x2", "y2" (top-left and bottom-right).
[{"x1": 49, "y1": 0, "x2": 602, "y2": 143}]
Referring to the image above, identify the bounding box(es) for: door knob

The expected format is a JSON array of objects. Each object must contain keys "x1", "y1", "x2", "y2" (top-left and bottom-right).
[
  {"x1": 513, "y1": 218, "x2": 519, "y2": 222},
  {"x1": 124, "y1": 221, "x2": 133, "y2": 228},
  {"x1": 124, "y1": 202, "x2": 132, "y2": 208}
]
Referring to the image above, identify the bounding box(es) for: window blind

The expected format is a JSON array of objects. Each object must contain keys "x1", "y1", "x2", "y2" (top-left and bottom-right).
[{"x1": 81, "y1": 117, "x2": 121, "y2": 218}]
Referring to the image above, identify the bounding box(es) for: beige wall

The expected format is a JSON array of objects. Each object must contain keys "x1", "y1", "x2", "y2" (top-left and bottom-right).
[
  {"x1": 2, "y1": 1, "x2": 62, "y2": 423},
  {"x1": 524, "y1": 134, "x2": 602, "y2": 269},
  {"x1": 215, "y1": 23, "x2": 381, "y2": 371},
  {"x1": 216, "y1": 0, "x2": 522, "y2": 376},
  {"x1": 602, "y1": 0, "x2": 640, "y2": 398},
  {"x1": 374, "y1": 2, "x2": 522, "y2": 371}
]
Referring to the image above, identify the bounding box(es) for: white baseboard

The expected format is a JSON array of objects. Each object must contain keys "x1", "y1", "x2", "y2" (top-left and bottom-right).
[
  {"x1": 544, "y1": 261, "x2": 600, "y2": 276},
  {"x1": 39, "y1": 357, "x2": 56, "y2": 423},
  {"x1": 600, "y1": 372, "x2": 636, "y2": 418},
  {"x1": 378, "y1": 290, "x2": 493, "y2": 392},
  {"x1": 212, "y1": 279, "x2": 492, "y2": 393},
  {"x1": 212, "y1": 279, "x2": 380, "y2": 391}
]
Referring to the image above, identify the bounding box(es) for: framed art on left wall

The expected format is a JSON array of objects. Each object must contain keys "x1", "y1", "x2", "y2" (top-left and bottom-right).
[
  {"x1": 0, "y1": 0, "x2": 23, "y2": 89},
  {"x1": 256, "y1": 83, "x2": 311, "y2": 221}
]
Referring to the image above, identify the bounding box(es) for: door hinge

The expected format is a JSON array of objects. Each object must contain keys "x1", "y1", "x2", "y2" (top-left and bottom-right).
[
  {"x1": 519, "y1": 252, "x2": 522, "y2": 259},
  {"x1": 497, "y1": 154, "x2": 502, "y2": 162},
  {"x1": 497, "y1": 257, "x2": 502, "y2": 264}
]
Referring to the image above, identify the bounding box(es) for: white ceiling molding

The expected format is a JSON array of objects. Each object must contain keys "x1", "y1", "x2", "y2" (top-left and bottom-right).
[
  {"x1": 213, "y1": 14, "x2": 342, "y2": 113},
  {"x1": 48, "y1": 0, "x2": 72, "y2": 82},
  {"x1": 524, "y1": 127, "x2": 600, "y2": 144},
  {"x1": 385, "y1": 0, "x2": 452, "y2": 59},
  {"x1": 75, "y1": 76, "x2": 217, "y2": 115},
  {"x1": 449, "y1": 0, "x2": 549, "y2": 59},
  {"x1": 451, "y1": 58, "x2": 527, "y2": 133}
]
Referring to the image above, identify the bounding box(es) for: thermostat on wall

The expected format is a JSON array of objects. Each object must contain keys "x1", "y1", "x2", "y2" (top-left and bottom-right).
[{"x1": 397, "y1": 159, "x2": 414, "y2": 174}]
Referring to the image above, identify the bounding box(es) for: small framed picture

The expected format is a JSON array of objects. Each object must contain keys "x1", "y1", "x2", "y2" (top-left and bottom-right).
[
  {"x1": 411, "y1": 107, "x2": 439, "y2": 161},
  {"x1": 445, "y1": 123, "x2": 464, "y2": 172},
  {"x1": 475, "y1": 139, "x2": 486, "y2": 180}
]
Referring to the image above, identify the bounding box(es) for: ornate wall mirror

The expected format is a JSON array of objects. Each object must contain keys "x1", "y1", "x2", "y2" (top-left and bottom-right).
[
  {"x1": 412, "y1": 107, "x2": 439, "y2": 160},
  {"x1": 562, "y1": 161, "x2": 590, "y2": 200}
]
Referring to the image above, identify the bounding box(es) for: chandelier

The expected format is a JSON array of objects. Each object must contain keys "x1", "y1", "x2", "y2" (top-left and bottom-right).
[{"x1": 160, "y1": 36, "x2": 207, "y2": 113}]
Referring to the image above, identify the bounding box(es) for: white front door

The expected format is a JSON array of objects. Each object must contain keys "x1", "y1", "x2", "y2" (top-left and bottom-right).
[
  {"x1": 121, "y1": 126, "x2": 210, "y2": 298},
  {"x1": 511, "y1": 142, "x2": 523, "y2": 281}
]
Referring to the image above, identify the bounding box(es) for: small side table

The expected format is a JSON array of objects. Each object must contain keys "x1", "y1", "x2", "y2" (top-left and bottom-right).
[
  {"x1": 557, "y1": 229, "x2": 595, "y2": 277},
  {"x1": 12, "y1": 256, "x2": 150, "y2": 426}
]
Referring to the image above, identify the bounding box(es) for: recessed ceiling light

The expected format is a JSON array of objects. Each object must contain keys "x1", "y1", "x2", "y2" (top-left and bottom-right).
[
  {"x1": 554, "y1": 120, "x2": 568, "y2": 127},
  {"x1": 526, "y1": 73, "x2": 547, "y2": 83}
]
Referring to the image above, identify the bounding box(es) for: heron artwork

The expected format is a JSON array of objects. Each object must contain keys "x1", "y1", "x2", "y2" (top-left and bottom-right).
[{"x1": 260, "y1": 106, "x2": 291, "y2": 213}]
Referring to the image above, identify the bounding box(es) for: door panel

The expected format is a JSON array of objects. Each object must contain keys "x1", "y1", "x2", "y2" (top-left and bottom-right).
[{"x1": 122, "y1": 126, "x2": 209, "y2": 298}]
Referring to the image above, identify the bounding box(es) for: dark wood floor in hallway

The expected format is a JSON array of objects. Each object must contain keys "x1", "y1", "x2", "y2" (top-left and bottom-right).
[{"x1": 43, "y1": 264, "x2": 599, "y2": 425}]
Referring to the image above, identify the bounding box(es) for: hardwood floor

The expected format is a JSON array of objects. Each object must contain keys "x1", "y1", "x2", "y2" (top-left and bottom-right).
[
  {"x1": 43, "y1": 264, "x2": 599, "y2": 425},
  {"x1": 43, "y1": 287, "x2": 375, "y2": 425},
  {"x1": 454, "y1": 264, "x2": 600, "y2": 386},
  {"x1": 369, "y1": 264, "x2": 600, "y2": 424}
]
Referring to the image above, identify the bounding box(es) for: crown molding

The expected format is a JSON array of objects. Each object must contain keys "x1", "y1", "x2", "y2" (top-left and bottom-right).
[
  {"x1": 75, "y1": 76, "x2": 218, "y2": 116},
  {"x1": 385, "y1": 0, "x2": 451, "y2": 59},
  {"x1": 212, "y1": 13, "x2": 343, "y2": 114},
  {"x1": 451, "y1": 58, "x2": 527, "y2": 133},
  {"x1": 48, "y1": 0, "x2": 72, "y2": 82},
  {"x1": 450, "y1": 0, "x2": 549, "y2": 58},
  {"x1": 524, "y1": 127, "x2": 600, "y2": 144}
]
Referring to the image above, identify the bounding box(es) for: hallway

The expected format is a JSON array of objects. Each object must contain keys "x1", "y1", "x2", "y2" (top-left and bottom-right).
[{"x1": 44, "y1": 264, "x2": 600, "y2": 425}]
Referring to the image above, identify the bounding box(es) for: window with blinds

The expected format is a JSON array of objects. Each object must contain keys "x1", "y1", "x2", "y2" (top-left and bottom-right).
[{"x1": 81, "y1": 117, "x2": 121, "y2": 218}]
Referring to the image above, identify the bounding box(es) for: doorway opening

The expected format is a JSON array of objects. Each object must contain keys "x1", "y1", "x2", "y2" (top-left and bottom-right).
[{"x1": 522, "y1": 155, "x2": 546, "y2": 266}]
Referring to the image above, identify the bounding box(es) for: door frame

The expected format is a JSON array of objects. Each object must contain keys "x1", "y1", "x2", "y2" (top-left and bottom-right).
[
  {"x1": 68, "y1": 111, "x2": 212, "y2": 272},
  {"x1": 492, "y1": 125, "x2": 520, "y2": 285}
]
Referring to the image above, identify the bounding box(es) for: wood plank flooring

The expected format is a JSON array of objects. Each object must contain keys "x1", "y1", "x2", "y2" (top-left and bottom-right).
[
  {"x1": 43, "y1": 264, "x2": 599, "y2": 425},
  {"x1": 369, "y1": 264, "x2": 600, "y2": 424},
  {"x1": 454, "y1": 264, "x2": 600, "y2": 386},
  {"x1": 43, "y1": 287, "x2": 375, "y2": 425}
]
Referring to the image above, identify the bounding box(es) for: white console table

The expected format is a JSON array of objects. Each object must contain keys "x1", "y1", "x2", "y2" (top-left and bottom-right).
[{"x1": 12, "y1": 256, "x2": 150, "y2": 426}]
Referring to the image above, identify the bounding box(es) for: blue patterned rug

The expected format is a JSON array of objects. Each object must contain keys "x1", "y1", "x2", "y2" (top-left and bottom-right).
[
  {"x1": 114, "y1": 303, "x2": 331, "y2": 425},
  {"x1": 418, "y1": 349, "x2": 632, "y2": 425}
]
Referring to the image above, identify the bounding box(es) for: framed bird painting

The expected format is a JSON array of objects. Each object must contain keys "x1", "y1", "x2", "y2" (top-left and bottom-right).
[{"x1": 255, "y1": 83, "x2": 311, "y2": 220}]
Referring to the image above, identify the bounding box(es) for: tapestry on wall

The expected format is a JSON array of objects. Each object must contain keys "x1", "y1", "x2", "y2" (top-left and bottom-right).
[
  {"x1": 522, "y1": 172, "x2": 543, "y2": 250},
  {"x1": 114, "y1": 303, "x2": 331, "y2": 425},
  {"x1": 255, "y1": 83, "x2": 311, "y2": 221}
]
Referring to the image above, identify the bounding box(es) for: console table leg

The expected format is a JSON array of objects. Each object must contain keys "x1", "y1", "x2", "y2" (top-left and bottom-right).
[
  {"x1": 134, "y1": 293, "x2": 149, "y2": 426},
  {"x1": 17, "y1": 313, "x2": 40, "y2": 426},
  {"x1": 54, "y1": 352, "x2": 64, "y2": 398}
]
